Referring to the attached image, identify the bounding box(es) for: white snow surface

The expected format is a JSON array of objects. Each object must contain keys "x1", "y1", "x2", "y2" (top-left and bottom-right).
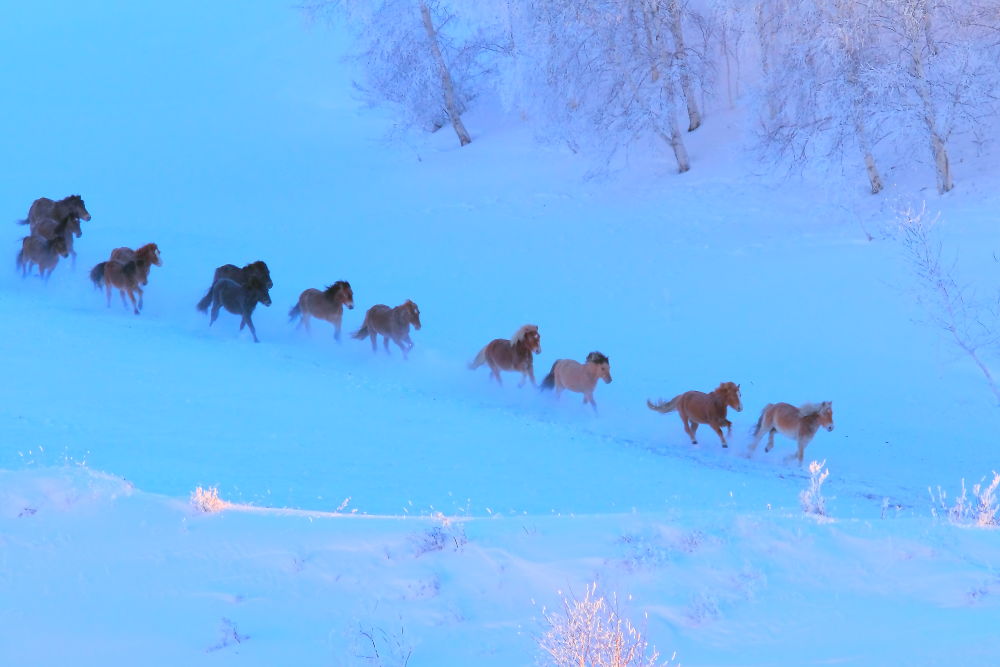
[{"x1": 2, "y1": 2, "x2": 1000, "y2": 665}]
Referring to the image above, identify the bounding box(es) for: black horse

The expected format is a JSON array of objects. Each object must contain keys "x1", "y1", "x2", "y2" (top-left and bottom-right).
[
  {"x1": 196, "y1": 260, "x2": 272, "y2": 311},
  {"x1": 198, "y1": 276, "x2": 272, "y2": 343}
]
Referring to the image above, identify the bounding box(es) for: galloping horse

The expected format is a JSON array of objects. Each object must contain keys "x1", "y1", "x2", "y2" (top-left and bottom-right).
[
  {"x1": 289, "y1": 281, "x2": 354, "y2": 341},
  {"x1": 16, "y1": 234, "x2": 69, "y2": 279},
  {"x1": 540, "y1": 351, "x2": 612, "y2": 410},
  {"x1": 352, "y1": 300, "x2": 421, "y2": 359},
  {"x1": 110, "y1": 243, "x2": 162, "y2": 285},
  {"x1": 468, "y1": 325, "x2": 542, "y2": 387},
  {"x1": 647, "y1": 381, "x2": 743, "y2": 447},
  {"x1": 21, "y1": 195, "x2": 90, "y2": 267},
  {"x1": 199, "y1": 276, "x2": 272, "y2": 343},
  {"x1": 90, "y1": 260, "x2": 145, "y2": 314},
  {"x1": 748, "y1": 401, "x2": 835, "y2": 464},
  {"x1": 196, "y1": 260, "x2": 272, "y2": 311}
]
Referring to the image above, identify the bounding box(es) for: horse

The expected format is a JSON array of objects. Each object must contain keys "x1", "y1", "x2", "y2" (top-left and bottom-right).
[
  {"x1": 540, "y1": 351, "x2": 612, "y2": 410},
  {"x1": 29, "y1": 216, "x2": 82, "y2": 267},
  {"x1": 198, "y1": 276, "x2": 272, "y2": 343},
  {"x1": 110, "y1": 243, "x2": 162, "y2": 285},
  {"x1": 23, "y1": 194, "x2": 91, "y2": 227},
  {"x1": 16, "y1": 234, "x2": 69, "y2": 279},
  {"x1": 647, "y1": 381, "x2": 743, "y2": 447},
  {"x1": 90, "y1": 260, "x2": 145, "y2": 314},
  {"x1": 748, "y1": 401, "x2": 835, "y2": 465},
  {"x1": 196, "y1": 260, "x2": 272, "y2": 311},
  {"x1": 468, "y1": 324, "x2": 542, "y2": 387},
  {"x1": 288, "y1": 281, "x2": 354, "y2": 341},
  {"x1": 352, "y1": 300, "x2": 421, "y2": 359}
]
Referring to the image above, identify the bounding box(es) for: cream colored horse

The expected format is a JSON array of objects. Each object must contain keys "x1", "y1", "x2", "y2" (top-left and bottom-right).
[
  {"x1": 540, "y1": 351, "x2": 612, "y2": 411},
  {"x1": 748, "y1": 401, "x2": 834, "y2": 464}
]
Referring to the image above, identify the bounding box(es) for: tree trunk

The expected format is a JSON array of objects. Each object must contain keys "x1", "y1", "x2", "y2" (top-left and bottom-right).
[
  {"x1": 660, "y1": 82, "x2": 690, "y2": 173},
  {"x1": 667, "y1": 0, "x2": 702, "y2": 131},
  {"x1": 419, "y1": 0, "x2": 471, "y2": 147},
  {"x1": 910, "y1": 47, "x2": 952, "y2": 193},
  {"x1": 854, "y1": 116, "x2": 883, "y2": 194}
]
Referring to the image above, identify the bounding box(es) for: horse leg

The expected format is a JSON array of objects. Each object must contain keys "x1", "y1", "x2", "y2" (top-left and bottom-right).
[
  {"x1": 210, "y1": 301, "x2": 222, "y2": 326},
  {"x1": 383, "y1": 335, "x2": 391, "y2": 354},
  {"x1": 369, "y1": 331, "x2": 377, "y2": 353},
  {"x1": 710, "y1": 422, "x2": 728, "y2": 448},
  {"x1": 119, "y1": 288, "x2": 129, "y2": 310},
  {"x1": 136, "y1": 286, "x2": 144, "y2": 311},
  {"x1": 105, "y1": 282, "x2": 113, "y2": 308},
  {"x1": 679, "y1": 409, "x2": 697, "y2": 444},
  {"x1": 302, "y1": 312, "x2": 311, "y2": 333},
  {"x1": 244, "y1": 314, "x2": 260, "y2": 343},
  {"x1": 765, "y1": 429, "x2": 776, "y2": 453},
  {"x1": 333, "y1": 316, "x2": 341, "y2": 342},
  {"x1": 128, "y1": 289, "x2": 139, "y2": 315}
]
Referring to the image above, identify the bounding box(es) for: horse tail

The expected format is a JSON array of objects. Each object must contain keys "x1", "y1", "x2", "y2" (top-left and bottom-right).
[
  {"x1": 15, "y1": 248, "x2": 25, "y2": 271},
  {"x1": 16, "y1": 218, "x2": 29, "y2": 226},
  {"x1": 288, "y1": 303, "x2": 301, "y2": 322},
  {"x1": 539, "y1": 362, "x2": 558, "y2": 391},
  {"x1": 753, "y1": 404, "x2": 773, "y2": 437},
  {"x1": 195, "y1": 284, "x2": 214, "y2": 312},
  {"x1": 90, "y1": 262, "x2": 107, "y2": 288},
  {"x1": 468, "y1": 345, "x2": 488, "y2": 370},
  {"x1": 647, "y1": 396, "x2": 679, "y2": 414},
  {"x1": 351, "y1": 313, "x2": 371, "y2": 340}
]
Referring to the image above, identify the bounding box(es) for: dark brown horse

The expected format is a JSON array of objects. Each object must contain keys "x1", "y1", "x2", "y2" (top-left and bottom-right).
[
  {"x1": 90, "y1": 260, "x2": 145, "y2": 314},
  {"x1": 198, "y1": 276, "x2": 272, "y2": 343},
  {"x1": 540, "y1": 351, "x2": 612, "y2": 410},
  {"x1": 110, "y1": 243, "x2": 162, "y2": 285},
  {"x1": 289, "y1": 281, "x2": 354, "y2": 341},
  {"x1": 352, "y1": 300, "x2": 421, "y2": 359},
  {"x1": 21, "y1": 195, "x2": 89, "y2": 268},
  {"x1": 196, "y1": 260, "x2": 272, "y2": 311},
  {"x1": 748, "y1": 401, "x2": 835, "y2": 464},
  {"x1": 469, "y1": 324, "x2": 542, "y2": 387},
  {"x1": 647, "y1": 381, "x2": 743, "y2": 447},
  {"x1": 16, "y1": 234, "x2": 69, "y2": 279}
]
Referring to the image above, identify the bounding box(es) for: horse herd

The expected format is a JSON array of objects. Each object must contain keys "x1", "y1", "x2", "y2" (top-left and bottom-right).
[{"x1": 14, "y1": 194, "x2": 836, "y2": 464}]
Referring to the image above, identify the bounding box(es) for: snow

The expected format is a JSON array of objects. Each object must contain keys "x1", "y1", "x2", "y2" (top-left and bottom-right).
[{"x1": 2, "y1": 1, "x2": 1000, "y2": 665}]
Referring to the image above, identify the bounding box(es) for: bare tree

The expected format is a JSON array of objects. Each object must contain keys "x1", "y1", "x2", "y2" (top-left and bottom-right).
[
  {"x1": 665, "y1": 0, "x2": 703, "y2": 131},
  {"x1": 418, "y1": 0, "x2": 471, "y2": 145}
]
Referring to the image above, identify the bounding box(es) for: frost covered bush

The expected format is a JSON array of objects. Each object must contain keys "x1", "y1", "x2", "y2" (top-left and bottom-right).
[
  {"x1": 800, "y1": 460, "x2": 830, "y2": 517},
  {"x1": 930, "y1": 472, "x2": 1000, "y2": 528},
  {"x1": 191, "y1": 486, "x2": 229, "y2": 513},
  {"x1": 538, "y1": 583, "x2": 676, "y2": 667}
]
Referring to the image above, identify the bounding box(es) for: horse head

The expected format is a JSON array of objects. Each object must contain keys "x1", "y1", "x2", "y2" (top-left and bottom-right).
[
  {"x1": 513, "y1": 324, "x2": 541, "y2": 354},
  {"x1": 818, "y1": 401, "x2": 834, "y2": 432},
  {"x1": 66, "y1": 195, "x2": 91, "y2": 222},
  {"x1": 246, "y1": 260, "x2": 273, "y2": 289},
  {"x1": 403, "y1": 299, "x2": 421, "y2": 329},
  {"x1": 719, "y1": 382, "x2": 742, "y2": 412},
  {"x1": 328, "y1": 281, "x2": 354, "y2": 310},
  {"x1": 247, "y1": 276, "x2": 272, "y2": 307},
  {"x1": 51, "y1": 235, "x2": 69, "y2": 258},
  {"x1": 138, "y1": 243, "x2": 162, "y2": 266},
  {"x1": 587, "y1": 351, "x2": 612, "y2": 384}
]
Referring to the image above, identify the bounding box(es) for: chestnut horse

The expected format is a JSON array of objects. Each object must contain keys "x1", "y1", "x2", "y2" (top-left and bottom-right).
[
  {"x1": 199, "y1": 276, "x2": 272, "y2": 343},
  {"x1": 196, "y1": 260, "x2": 272, "y2": 311},
  {"x1": 540, "y1": 351, "x2": 612, "y2": 410},
  {"x1": 16, "y1": 234, "x2": 69, "y2": 279},
  {"x1": 288, "y1": 281, "x2": 354, "y2": 340},
  {"x1": 110, "y1": 243, "x2": 162, "y2": 285},
  {"x1": 90, "y1": 260, "x2": 145, "y2": 314},
  {"x1": 748, "y1": 401, "x2": 835, "y2": 464},
  {"x1": 647, "y1": 381, "x2": 743, "y2": 447},
  {"x1": 352, "y1": 300, "x2": 421, "y2": 358},
  {"x1": 468, "y1": 324, "x2": 541, "y2": 387}
]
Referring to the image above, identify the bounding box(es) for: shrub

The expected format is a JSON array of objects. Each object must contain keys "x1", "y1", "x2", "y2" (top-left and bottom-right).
[
  {"x1": 800, "y1": 460, "x2": 830, "y2": 517},
  {"x1": 930, "y1": 472, "x2": 1000, "y2": 528}
]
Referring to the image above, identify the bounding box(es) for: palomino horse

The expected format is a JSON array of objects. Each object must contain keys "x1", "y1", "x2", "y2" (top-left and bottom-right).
[
  {"x1": 647, "y1": 381, "x2": 743, "y2": 447},
  {"x1": 196, "y1": 261, "x2": 273, "y2": 311},
  {"x1": 16, "y1": 234, "x2": 69, "y2": 279},
  {"x1": 540, "y1": 351, "x2": 612, "y2": 410},
  {"x1": 199, "y1": 276, "x2": 272, "y2": 343},
  {"x1": 748, "y1": 401, "x2": 835, "y2": 464},
  {"x1": 90, "y1": 260, "x2": 145, "y2": 314},
  {"x1": 110, "y1": 243, "x2": 162, "y2": 286},
  {"x1": 352, "y1": 300, "x2": 421, "y2": 359},
  {"x1": 468, "y1": 325, "x2": 542, "y2": 387},
  {"x1": 289, "y1": 281, "x2": 354, "y2": 340}
]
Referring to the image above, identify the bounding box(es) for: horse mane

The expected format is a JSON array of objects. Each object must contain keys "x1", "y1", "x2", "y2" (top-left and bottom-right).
[
  {"x1": 586, "y1": 351, "x2": 609, "y2": 365},
  {"x1": 798, "y1": 402, "x2": 829, "y2": 416},
  {"x1": 511, "y1": 324, "x2": 538, "y2": 344},
  {"x1": 325, "y1": 280, "x2": 350, "y2": 296},
  {"x1": 715, "y1": 381, "x2": 738, "y2": 395},
  {"x1": 136, "y1": 243, "x2": 158, "y2": 258}
]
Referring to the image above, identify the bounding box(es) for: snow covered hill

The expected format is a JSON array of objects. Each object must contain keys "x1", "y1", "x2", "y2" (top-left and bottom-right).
[{"x1": 2, "y1": 1, "x2": 999, "y2": 665}]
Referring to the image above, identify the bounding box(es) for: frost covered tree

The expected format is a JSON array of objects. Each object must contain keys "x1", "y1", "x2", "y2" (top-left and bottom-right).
[
  {"x1": 515, "y1": 0, "x2": 697, "y2": 173},
  {"x1": 301, "y1": 0, "x2": 494, "y2": 147},
  {"x1": 758, "y1": 0, "x2": 888, "y2": 193}
]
